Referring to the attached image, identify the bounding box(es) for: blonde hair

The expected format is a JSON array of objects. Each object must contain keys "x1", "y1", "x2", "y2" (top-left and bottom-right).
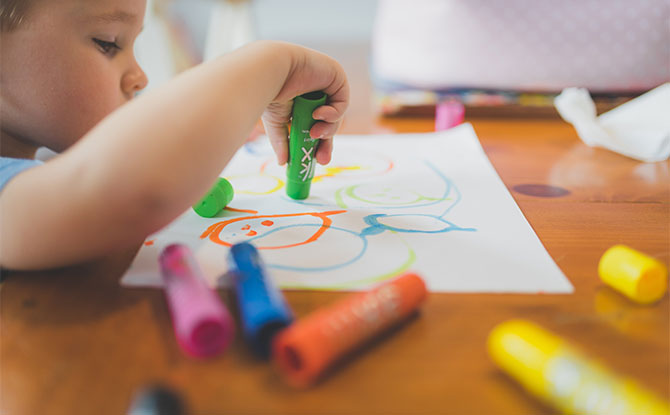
[{"x1": 0, "y1": 0, "x2": 33, "y2": 31}]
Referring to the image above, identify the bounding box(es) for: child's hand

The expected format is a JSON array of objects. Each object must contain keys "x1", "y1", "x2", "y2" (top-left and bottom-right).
[{"x1": 261, "y1": 44, "x2": 349, "y2": 166}]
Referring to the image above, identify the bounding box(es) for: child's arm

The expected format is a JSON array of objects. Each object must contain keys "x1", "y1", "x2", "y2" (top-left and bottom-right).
[{"x1": 0, "y1": 41, "x2": 349, "y2": 270}]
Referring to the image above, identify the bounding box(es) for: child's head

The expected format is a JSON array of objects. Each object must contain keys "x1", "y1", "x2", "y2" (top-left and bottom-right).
[
  {"x1": 0, "y1": 0, "x2": 33, "y2": 31},
  {"x1": 0, "y1": 0, "x2": 149, "y2": 155}
]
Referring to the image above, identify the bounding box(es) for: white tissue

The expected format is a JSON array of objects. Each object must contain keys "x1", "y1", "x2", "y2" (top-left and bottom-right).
[{"x1": 554, "y1": 84, "x2": 670, "y2": 163}]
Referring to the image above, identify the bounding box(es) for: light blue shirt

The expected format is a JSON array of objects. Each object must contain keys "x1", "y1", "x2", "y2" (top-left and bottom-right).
[{"x1": 0, "y1": 157, "x2": 42, "y2": 193}]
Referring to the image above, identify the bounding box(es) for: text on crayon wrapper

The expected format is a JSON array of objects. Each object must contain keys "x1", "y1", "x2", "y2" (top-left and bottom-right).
[
  {"x1": 320, "y1": 285, "x2": 401, "y2": 347},
  {"x1": 299, "y1": 135, "x2": 317, "y2": 182}
]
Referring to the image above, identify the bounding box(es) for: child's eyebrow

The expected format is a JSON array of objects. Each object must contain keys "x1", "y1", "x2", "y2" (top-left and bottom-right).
[{"x1": 92, "y1": 10, "x2": 137, "y2": 24}]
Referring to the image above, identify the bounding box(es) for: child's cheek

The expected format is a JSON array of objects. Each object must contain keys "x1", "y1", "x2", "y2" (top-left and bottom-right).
[
  {"x1": 46, "y1": 75, "x2": 124, "y2": 149},
  {"x1": 71, "y1": 72, "x2": 124, "y2": 126}
]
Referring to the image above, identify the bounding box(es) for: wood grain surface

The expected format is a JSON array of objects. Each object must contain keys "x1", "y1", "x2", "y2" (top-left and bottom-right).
[{"x1": 2, "y1": 43, "x2": 668, "y2": 415}]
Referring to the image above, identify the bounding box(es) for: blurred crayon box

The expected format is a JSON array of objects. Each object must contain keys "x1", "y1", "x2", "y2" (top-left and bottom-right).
[{"x1": 374, "y1": 88, "x2": 636, "y2": 119}]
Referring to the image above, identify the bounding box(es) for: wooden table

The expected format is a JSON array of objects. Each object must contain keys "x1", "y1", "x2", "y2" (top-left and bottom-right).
[{"x1": 2, "y1": 49, "x2": 669, "y2": 415}]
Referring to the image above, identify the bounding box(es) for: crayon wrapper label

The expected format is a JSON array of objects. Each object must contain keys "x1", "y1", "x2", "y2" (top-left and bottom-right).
[
  {"x1": 163, "y1": 256, "x2": 203, "y2": 295},
  {"x1": 287, "y1": 92, "x2": 326, "y2": 189},
  {"x1": 288, "y1": 138, "x2": 318, "y2": 182},
  {"x1": 320, "y1": 285, "x2": 401, "y2": 352}
]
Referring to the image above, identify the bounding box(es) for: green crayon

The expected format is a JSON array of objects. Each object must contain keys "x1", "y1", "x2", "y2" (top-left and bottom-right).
[
  {"x1": 192, "y1": 177, "x2": 234, "y2": 218},
  {"x1": 286, "y1": 91, "x2": 328, "y2": 200}
]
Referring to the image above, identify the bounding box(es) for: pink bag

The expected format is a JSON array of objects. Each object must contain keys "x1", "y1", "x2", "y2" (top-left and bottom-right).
[{"x1": 372, "y1": 0, "x2": 669, "y2": 93}]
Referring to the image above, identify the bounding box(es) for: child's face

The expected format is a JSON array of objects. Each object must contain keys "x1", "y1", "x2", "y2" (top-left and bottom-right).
[{"x1": 1, "y1": 0, "x2": 148, "y2": 152}]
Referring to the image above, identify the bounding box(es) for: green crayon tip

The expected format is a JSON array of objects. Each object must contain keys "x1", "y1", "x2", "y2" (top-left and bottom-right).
[
  {"x1": 286, "y1": 91, "x2": 328, "y2": 200},
  {"x1": 192, "y1": 177, "x2": 234, "y2": 218}
]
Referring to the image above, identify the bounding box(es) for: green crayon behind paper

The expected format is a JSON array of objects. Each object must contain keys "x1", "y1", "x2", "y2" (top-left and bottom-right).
[{"x1": 286, "y1": 91, "x2": 328, "y2": 200}]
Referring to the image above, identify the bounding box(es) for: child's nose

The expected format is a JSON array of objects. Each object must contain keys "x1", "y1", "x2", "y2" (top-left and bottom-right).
[{"x1": 122, "y1": 64, "x2": 149, "y2": 97}]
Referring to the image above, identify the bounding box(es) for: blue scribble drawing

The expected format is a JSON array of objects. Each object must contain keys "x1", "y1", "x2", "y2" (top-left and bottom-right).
[
  {"x1": 214, "y1": 160, "x2": 476, "y2": 283},
  {"x1": 361, "y1": 214, "x2": 475, "y2": 236},
  {"x1": 246, "y1": 223, "x2": 368, "y2": 272}
]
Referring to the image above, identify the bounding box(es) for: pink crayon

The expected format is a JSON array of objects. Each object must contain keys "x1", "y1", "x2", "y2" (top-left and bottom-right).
[
  {"x1": 435, "y1": 99, "x2": 465, "y2": 131},
  {"x1": 159, "y1": 244, "x2": 234, "y2": 358}
]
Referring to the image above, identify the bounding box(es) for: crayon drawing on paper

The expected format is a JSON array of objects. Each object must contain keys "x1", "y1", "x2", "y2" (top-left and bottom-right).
[{"x1": 123, "y1": 124, "x2": 573, "y2": 293}]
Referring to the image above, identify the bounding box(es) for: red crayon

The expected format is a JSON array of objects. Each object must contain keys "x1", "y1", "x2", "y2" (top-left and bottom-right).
[{"x1": 272, "y1": 273, "x2": 428, "y2": 387}]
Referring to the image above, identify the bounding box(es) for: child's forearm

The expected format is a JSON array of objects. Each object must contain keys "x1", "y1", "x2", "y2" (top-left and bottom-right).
[
  {"x1": 0, "y1": 41, "x2": 347, "y2": 269},
  {"x1": 82, "y1": 40, "x2": 295, "y2": 226}
]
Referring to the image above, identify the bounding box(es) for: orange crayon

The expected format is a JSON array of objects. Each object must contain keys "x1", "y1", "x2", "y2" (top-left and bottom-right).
[{"x1": 272, "y1": 273, "x2": 428, "y2": 387}]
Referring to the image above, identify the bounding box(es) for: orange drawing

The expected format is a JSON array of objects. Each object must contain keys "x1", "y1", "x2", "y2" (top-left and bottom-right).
[
  {"x1": 246, "y1": 230, "x2": 258, "y2": 236},
  {"x1": 201, "y1": 210, "x2": 347, "y2": 249},
  {"x1": 259, "y1": 159, "x2": 272, "y2": 173},
  {"x1": 261, "y1": 220, "x2": 274, "y2": 226}
]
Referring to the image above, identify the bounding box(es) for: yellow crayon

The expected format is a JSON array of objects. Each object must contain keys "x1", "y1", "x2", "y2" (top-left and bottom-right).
[
  {"x1": 488, "y1": 319, "x2": 669, "y2": 415},
  {"x1": 598, "y1": 244, "x2": 668, "y2": 304}
]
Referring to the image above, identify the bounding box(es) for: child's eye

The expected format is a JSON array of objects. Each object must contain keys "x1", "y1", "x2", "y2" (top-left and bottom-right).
[{"x1": 93, "y1": 38, "x2": 121, "y2": 56}]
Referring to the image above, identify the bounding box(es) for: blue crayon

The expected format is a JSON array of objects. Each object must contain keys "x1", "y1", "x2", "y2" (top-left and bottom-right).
[
  {"x1": 228, "y1": 242, "x2": 294, "y2": 358},
  {"x1": 127, "y1": 385, "x2": 185, "y2": 415}
]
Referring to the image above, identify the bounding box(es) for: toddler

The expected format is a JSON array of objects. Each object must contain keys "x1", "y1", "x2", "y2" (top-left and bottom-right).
[{"x1": 0, "y1": 0, "x2": 349, "y2": 270}]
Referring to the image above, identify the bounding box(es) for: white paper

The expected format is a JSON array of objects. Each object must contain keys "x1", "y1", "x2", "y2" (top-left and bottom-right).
[{"x1": 121, "y1": 124, "x2": 573, "y2": 293}]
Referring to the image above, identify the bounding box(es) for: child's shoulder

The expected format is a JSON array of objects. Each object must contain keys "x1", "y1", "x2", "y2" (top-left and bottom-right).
[{"x1": 0, "y1": 156, "x2": 42, "y2": 193}]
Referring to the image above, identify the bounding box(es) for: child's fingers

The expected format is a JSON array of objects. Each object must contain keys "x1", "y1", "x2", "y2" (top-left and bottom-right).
[
  {"x1": 318, "y1": 66, "x2": 350, "y2": 122},
  {"x1": 262, "y1": 101, "x2": 292, "y2": 165},
  {"x1": 261, "y1": 119, "x2": 289, "y2": 166},
  {"x1": 312, "y1": 105, "x2": 342, "y2": 123},
  {"x1": 309, "y1": 120, "x2": 340, "y2": 140},
  {"x1": 265, "y1": 124, "x2": 289, "y2": 165},
  {"x1": 315, "y1": 137, "x2": 333, "y2": 165}
]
